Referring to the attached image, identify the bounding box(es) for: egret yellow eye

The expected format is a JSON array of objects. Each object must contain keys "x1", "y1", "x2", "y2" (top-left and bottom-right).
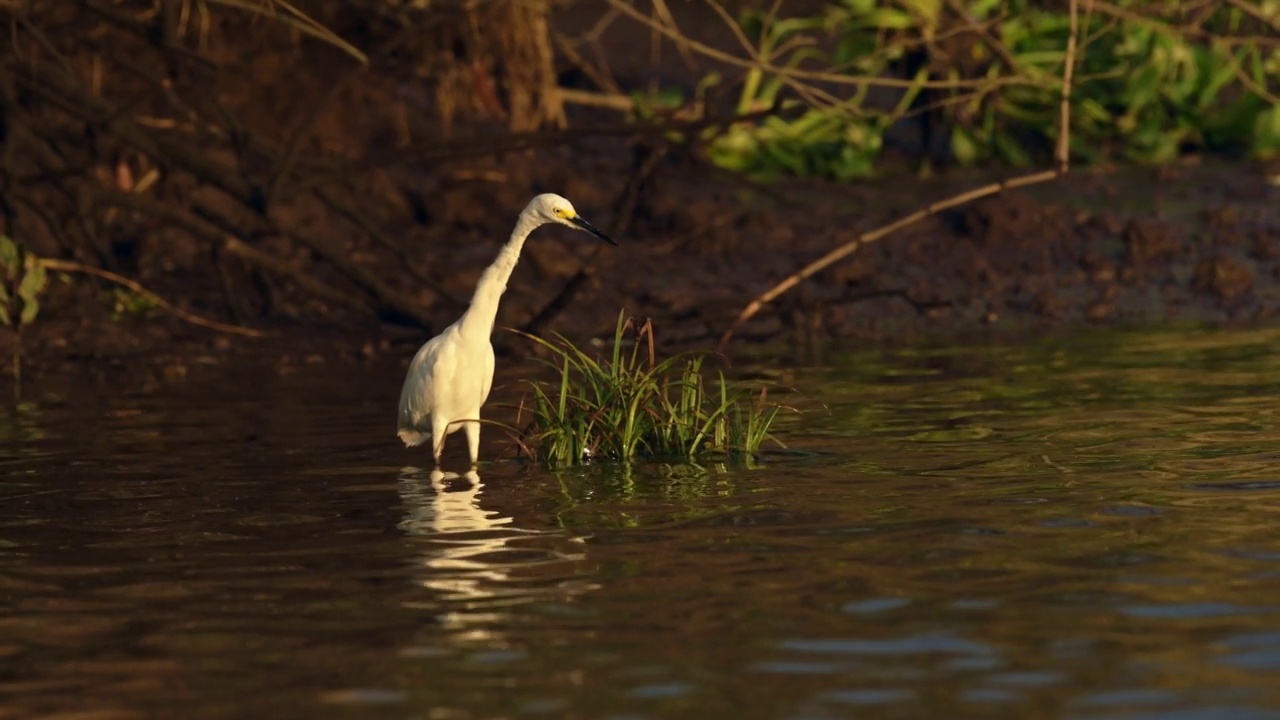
[{"x1": 553, "y1": 208, "x2": 565, "y2": 217}]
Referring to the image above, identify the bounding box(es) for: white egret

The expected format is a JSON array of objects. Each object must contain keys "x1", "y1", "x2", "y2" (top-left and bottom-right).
[{"x1": 397, "y1": 193, "x2": 617, "y2": 467}]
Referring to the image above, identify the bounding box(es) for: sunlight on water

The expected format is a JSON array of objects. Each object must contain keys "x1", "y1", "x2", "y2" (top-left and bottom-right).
[
  {"x1": 1, "y1": 326, "x2": 1279, "y2": 718},
  {"x1": 397, "y1": 468, "x2": 596, "y2": 636}
]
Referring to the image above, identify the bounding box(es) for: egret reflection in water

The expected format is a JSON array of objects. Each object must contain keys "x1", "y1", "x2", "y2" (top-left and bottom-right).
[{"x1": 398, "y1": 468, "x2": 597, "y2": 632}]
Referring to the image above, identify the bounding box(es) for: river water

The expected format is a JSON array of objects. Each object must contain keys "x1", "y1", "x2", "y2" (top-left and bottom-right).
[{"x1": 4, "y1": 326, "x2": 1280, "y2": 719}]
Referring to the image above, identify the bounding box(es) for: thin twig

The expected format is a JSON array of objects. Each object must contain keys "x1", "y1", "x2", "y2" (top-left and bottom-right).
[
  {"x1": 1220, "y1": 44, "x2": 1280, "y2": 106},
  {"x1": 203, "y1": 0, "x2": 368, "y2": 64},
  {"x1": 651, "y1": 0, "x2": 701, "y2": 76},
  {"x1": 11, "y1": 56, "x2": 260, "y2": 205},
  {"x1": 1220, "y1": 0, "x2": 1280, "y2": 33},
  {"x1": 293, "y1": 101, "x2": 791, "y2": 192},
  {"x1": 1056, "y1": 0, "x2": 1082, "y2": 172},
  {"x1": 557, "y1": 87, "x2": 644, "y2": 113},
  {"x1": 37, "y1": 258, "x2": 267, "y2": 338},
  {"x1": 552, "y1": 30, "x2": 622, "y2": 94},
  {"x1": 221, "y1": 237, "x2": 372, "y2": 314},
  {"x1": 941, "y1": 0, "x2": 1022, "y2": 73},
  {"x1": 519, "y1": 141, "x2": 667, "y2": 337},
  {"x1": 601, "y1": 0, "x2": 1041, "y2": 92},
  {"x1": 705, "y1": 0, "x2": 763, "y2": 65},
  {"x1": 265, "y1": 22, "x2": 424, "y2": 207},
  {"x1": 716, "y1": 0, "x2": 1084, "y2": 352},
  {"x1": 313, "y1": 187, "x2": 464, "y2": 309}
]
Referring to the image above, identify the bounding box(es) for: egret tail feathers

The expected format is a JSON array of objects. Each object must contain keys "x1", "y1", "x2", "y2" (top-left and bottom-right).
[{"x1": 398, "y1": 427, "x2": 429, "y2": 447}]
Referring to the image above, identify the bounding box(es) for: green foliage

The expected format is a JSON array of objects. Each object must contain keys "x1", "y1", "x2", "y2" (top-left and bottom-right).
[
  {"x1": 956, "y1": 3, "x2": 1280, "y2": 165},
  {"x1": 0, "y1": 237, "x2": 47, "y2": 331},
  {"x1": 709, "y1": 108, "x2": 895, "y2": 181},
  {"x1": 516, "y1": 314, "x2": 785, "y2": 468},
  {"x1": 704, "y1": 3, "x2": 925, "y2": 181},
  {"x1": 1252, "y1": 102, "x2": 1280, "y2": 159},
  {"x1": 110, "y1": 287, "x2": 160, "y2": 320},
  {"x1": 0, "y1": 236, "x2": 49, "y2": 396},
  {"x1": 697, "y1": 0, "x2": 1280, "y2": 178}
]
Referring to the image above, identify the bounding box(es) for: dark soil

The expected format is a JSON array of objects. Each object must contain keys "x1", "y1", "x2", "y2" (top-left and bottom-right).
[
  {"x1": 7, "y1": 2, "x2": 1280, "y2": 386},
  {"x1": 14, "y1": 153, "x2": 1279, "y2": 386}
]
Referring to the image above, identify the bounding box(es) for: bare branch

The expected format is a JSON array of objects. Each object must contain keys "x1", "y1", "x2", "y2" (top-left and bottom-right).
[
  {"x1": 38, "y1": 258, "x2": 267, "y2": 338},
  {"x1": 1220, "y1": 0, "x2": 1280, "y2": 34},
  {"x1": 202, "y1": 0, "x2": 368, "y2": 65},
  {"x1": 717, "y1": 0, "x2": 1084, "y2": 351},
  {"x1": 600, "y1": 0, "x2": 1041, "y2": 92}
]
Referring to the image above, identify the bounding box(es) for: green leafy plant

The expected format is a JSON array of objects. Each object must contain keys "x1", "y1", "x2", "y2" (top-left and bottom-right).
[
  {"x1": 514, "y1": 313, "x2": 786, "y2": 468},
  {"x1": 944, "y1": 2, "x2": 1280, "y2": 165},
  {"x1": 704, "y1": 3, "x2": 926, "y2": 180},
  {"x1": 0, "y1": 236, "x2": 49, "y2": 396},
  {"x1": 111, "y1": 287, "x2": 160, "y2": 320},
  {"x1": 691, "y1": 0, "x2": 1280, "y2": 176}
]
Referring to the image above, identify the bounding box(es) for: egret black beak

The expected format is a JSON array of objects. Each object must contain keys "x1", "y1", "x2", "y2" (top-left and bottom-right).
[{"x1": 570, "y1": 215, "x2": 618, "y2": 246}]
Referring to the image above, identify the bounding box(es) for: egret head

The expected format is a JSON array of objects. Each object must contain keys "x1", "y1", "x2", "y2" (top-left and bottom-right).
[{"x1": 526, "y1": 193, "x2": 618, "y2": 246}]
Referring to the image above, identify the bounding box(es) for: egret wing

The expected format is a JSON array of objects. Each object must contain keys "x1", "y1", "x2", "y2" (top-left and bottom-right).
[
  {"x1": 478, "y1": 342, "x2": 496, "y2": 406},
  {"x1": 397, "y1": 331, "x2": 451, "y2": 444}
]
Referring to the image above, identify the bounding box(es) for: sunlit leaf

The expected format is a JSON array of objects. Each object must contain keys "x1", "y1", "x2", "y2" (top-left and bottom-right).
[
  {"x1": 0, "y1": 237, "x2": 18, "y2": 279},
  {"x1": 994, "y1": 133, "x2": 1034, "y2": 166},
  {"x1": 857, "y1": 8, "x2": 917, "y2": 30},
  {"x1": 951, "y1": 126, "x2": 982, "y2": 165},
  {"x1": 18, "y1": 298, "x2": 39, "y2": 327},
  {"x1": 1125, "y1": 65, "x2": 1162, "y2": 111},
  {"x1": 908, "y1": 0, "x2": 943, "y2": 23},
  {"x1": 1252, "y1": 104, "x2": 1280, "y2": 158},
  {"x1": 17, "y1": 264, "x2": 46, "y2": 303}
]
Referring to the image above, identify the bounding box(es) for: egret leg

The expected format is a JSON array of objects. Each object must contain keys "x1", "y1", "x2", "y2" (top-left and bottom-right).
[
  {"x1": 430, "y1": 416, "x2": 448, "y2": 468},
  {"x1": 464, "y1": 420, "x2": 480, "y2": 468}
]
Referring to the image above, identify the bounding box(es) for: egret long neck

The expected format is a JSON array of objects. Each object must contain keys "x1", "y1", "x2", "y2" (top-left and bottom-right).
[{"x1": 458, "y1": 211, "x2": 538, "y2": 341}]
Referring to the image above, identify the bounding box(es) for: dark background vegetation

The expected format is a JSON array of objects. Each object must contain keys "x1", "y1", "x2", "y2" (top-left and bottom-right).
[{"x1": 1, "y1": 0, "x2": 1278, "y2": 371}]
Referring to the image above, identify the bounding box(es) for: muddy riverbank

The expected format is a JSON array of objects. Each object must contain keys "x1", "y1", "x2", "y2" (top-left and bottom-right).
[{"x1": 11, "y1": 152, "x2": 1279, "y2": 386}]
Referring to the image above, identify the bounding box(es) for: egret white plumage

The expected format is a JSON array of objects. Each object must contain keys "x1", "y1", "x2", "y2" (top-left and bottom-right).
[{"x1": 397, "y1": 193, "x2": 617, "y2": 467}]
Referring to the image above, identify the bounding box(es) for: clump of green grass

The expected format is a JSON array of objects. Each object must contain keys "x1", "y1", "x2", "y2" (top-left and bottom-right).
[{"x1": 514, "y1": 314, "x2": 785, "y2": 467}]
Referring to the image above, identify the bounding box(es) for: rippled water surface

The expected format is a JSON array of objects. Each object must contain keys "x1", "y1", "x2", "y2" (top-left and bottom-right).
[{"x1": 5, "y1": 327, "x2": 1280, "y2": 719}]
